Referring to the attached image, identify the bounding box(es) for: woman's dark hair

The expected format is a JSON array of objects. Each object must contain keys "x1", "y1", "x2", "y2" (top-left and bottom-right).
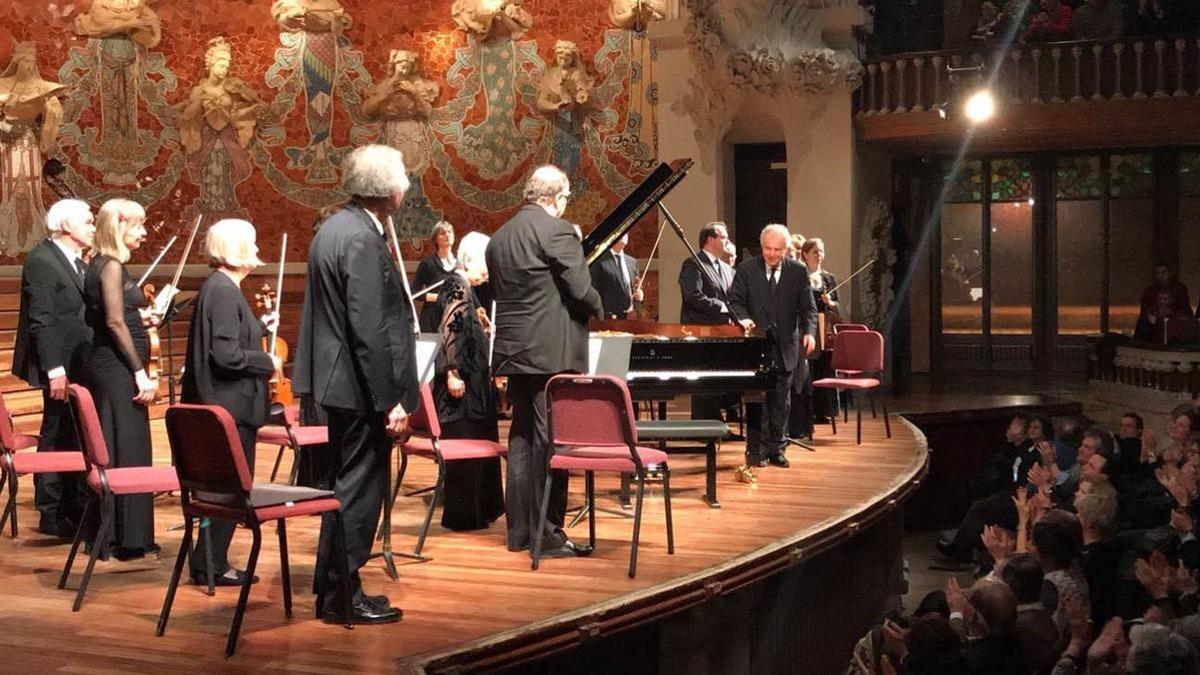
[
  {"x1": 999, "y1": 553, "x2": 1044, "y2": 604},
  {"x1": 1029, "y1": 414, "x2": 1054, "y2": 439},
  {"x1": 1032, "y1": 512, "x2": 1082, "y2": 570}
]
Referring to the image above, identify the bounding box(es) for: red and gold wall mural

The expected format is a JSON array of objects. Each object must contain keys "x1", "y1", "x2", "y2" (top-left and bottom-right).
[{"x1": 0, "y1": 0, "x2": 659, "y2": 264}]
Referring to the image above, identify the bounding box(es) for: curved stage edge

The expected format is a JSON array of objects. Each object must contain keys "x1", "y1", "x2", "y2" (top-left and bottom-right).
[{"x1": 408, "y1": 417, "x2": 929, "y2": 675}]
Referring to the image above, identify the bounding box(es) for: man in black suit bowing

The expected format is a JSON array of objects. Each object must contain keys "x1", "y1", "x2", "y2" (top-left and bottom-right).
[
  {"x1": 12, "y1": 199, "x2": 95, "y2": 537},
  {"x1": 678, "y1": 221, "x2": 732, "y2": 325},
  {"x1": 486, "y1": 164, "x2": 604, "y2": 558},
  {"x1": 728, "y1": 224, "x2": 818, "y2": 468},
  {"x1": 295, "y1": 145, "x2": 419, "y2": 625},
  {"x1": 590, "y1": 233, "x2": 641, "y2": 319}
]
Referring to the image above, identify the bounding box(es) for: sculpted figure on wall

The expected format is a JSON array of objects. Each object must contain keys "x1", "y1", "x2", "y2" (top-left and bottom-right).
[
  {"x1": 609, "y1": 0, "x2": 666, "y2": 30},
  {"x1": 272, "y1": 0, "x2": 352, "y2": 34},
  {"x1": 536, "y1": 41, "x2": 595, "y2": 114},
  {"x1": 74, "y1": 0, "x2": 162, "y2": 48},
  {"x1": 179, "y1": 37, "x2": 263, "y2": 155},
  {"x1": 363, "y1": 50, "x2": 440, "y2": 176},
  {"x1": 451, "y1": 0, "x2": 534, "y2": 42},
  {"x1": 0, "y1": 43, "x2": 66, "y2": 255}
]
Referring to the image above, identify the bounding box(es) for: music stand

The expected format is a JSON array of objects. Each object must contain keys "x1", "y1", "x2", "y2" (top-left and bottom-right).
[{"x1": 160, "y1": 291, "x2": 197, "y2": 405}]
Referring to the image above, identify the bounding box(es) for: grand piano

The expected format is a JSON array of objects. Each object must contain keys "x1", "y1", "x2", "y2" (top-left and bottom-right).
[{"x1": 582, "y1": 158, "x2": 777, "y2": 401}]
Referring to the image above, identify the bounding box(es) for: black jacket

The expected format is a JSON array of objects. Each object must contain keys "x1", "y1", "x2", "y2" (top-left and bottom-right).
[
  {"x1": 678, "y1": 253, "x2": 731, "y2": 325},
  {"x1": 589, "y1": 249, "x2": 638, "y2": 318},
  {"x1": 294, "y1": 202, "x2": 419, "y2": 414},
  {"x1": 486, "y1": 203, "x2": 603, "y2": 376},
  {"x1": 728, "y1": 256, "x2": 818, "y2": 373},
  {"x1": 180, "y1": 271, "x2": 276, "y2": 427},
  {"x1": 13, "y1": 238, "x2": 93, "y2": 387}
]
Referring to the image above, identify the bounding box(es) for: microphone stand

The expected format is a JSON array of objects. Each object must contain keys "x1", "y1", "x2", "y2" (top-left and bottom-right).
[{"x1": 658, "y1": 203, "x2": 815, "y2": 453}]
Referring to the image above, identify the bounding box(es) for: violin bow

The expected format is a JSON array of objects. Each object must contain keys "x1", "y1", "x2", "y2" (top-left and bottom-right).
[
  {"x1": 268, "y1": 233, "x2": 287, "y2": 358},
  {"x1": 829, "y1": 258, "x2": 876, "y2": 295},
  {"x1": 154, "y1": 214, "x2": 203, "y2": 316},
  {"x1": 385, "y1": 216, "x2": 422, "y2": 335},
  {"x1": 136, "y1": 233, "x2": 179, "y2": 287}
]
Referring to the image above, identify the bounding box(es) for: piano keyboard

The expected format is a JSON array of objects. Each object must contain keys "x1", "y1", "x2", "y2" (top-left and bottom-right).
[{"x1": 627, "y1": 370, "x2": 759, "y2": 381}]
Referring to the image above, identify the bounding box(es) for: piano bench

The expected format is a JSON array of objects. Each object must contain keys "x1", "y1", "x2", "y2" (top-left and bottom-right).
[{"x1": 634, "y1": 420, "x2": 729, "y2": 508}]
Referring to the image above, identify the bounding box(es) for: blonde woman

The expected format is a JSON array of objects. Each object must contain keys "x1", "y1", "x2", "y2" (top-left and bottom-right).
[
  {"x1": 413, "y1": 220, "x2": 457, "y2": 332},
  {"x1": 180, "y1": 219, "x2": 280, "y2": 586},
  {"x1": 81, "y1": 198, "x2": 157, "y2": 560}
]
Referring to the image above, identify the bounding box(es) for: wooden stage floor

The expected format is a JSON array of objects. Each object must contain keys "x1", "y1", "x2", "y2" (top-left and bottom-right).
[{"x1": 0, "y1": 413, "x2": 926, "y2": 673}]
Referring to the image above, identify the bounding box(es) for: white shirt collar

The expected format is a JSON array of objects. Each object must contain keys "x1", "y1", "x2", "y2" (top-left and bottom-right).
[
  {"x1": 362, "y1": 208, "x2": 385, "y2": 236},
  {"x1": 50, "y1": 237, "x2": 82, "y2": 262},
  {"x1": 701, "y1": 249, "x2": 721, "y2": 265}
]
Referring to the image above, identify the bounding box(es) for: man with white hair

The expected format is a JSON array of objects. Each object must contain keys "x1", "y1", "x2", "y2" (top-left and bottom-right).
[
  {"x1": 728, "y1": 223, "x2": 818, "y2": 469},
  {"x1": 295, "y1": 144, "x2": 419, "y2": 625},
  {"x1": 486, "y1": 164, "x2": 603, "y2": 559},
  {"x1": 12, "y1": 199, "x2": 95, "y2": 537}
]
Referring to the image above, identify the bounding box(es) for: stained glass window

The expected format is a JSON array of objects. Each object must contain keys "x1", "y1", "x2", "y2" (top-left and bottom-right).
[
  {"x1": 1056, "y1": 155, "x2": 1102, "y2": 200},
  {"x1": 1109, "y1": 153, "x2": 1153, "y2": 199},
  {"x1": 990, "y1": 158, "x2": 1033, "y2": 202},
  {"x1": 1180, "y1": 150, "x2": 1200, "y2": 197},
  {"x1": 944, "y1": 159, "x2": 983, "y2": 203}
]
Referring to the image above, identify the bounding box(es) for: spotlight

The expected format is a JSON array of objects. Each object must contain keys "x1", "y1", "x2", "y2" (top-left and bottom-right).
[
  {"x1": 963, "y1": 89, "x2": 995, "y2": 124},
  {"x1": 933, "y1": 102, "x2": 950, "y2": 120}
]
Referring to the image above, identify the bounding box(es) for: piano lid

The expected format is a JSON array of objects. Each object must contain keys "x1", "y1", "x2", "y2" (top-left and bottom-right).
[{"x1": 581, "y1": 158, "x2": 693, "y2": 265}]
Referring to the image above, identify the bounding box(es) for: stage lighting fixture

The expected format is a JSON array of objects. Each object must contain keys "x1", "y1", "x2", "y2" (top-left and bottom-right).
[{"x1": 963, "y1": 89, "x2": 995, "y2": 124}]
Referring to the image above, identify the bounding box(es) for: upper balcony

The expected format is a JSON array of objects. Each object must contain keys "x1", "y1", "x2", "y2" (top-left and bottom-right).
[{"x1": 855, "y1": 34, "x2": 1200, "y2": 153}]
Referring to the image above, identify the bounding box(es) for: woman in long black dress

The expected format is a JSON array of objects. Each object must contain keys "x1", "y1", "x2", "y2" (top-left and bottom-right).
[
  {"x1": 181, "y1": 219, "x2": 280, "y2": 586},
  {"x1": 433, "y1": 231, "x2": 504, "y2": 531},
  {"x1": 82, "y1": 198, "x2": 160, "y2": 560},
  {"x1": 801, "y1": 238, "x2": 840, "y2": 425},
  {"x1": 413, "y1": 221, "x2": 457, "y2": 333}
]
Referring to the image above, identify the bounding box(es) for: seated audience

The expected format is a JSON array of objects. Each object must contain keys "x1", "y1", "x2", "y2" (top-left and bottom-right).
[
  {"x1": 999, "y1": 553, "x2": 1062, "y2": 673},
  {"x1": 1124, "y1": 0, "x2": 1180, "y2": 37},
  {"x1": 1072, "y1": 0, "x2": 1123, "y2": 39},
  {"x1": 970, "y1": 2, "x2": 1004, "y2": 42},
  {"x1": 1024, "y1": 0, "x2": 1073, "y2": 42}
]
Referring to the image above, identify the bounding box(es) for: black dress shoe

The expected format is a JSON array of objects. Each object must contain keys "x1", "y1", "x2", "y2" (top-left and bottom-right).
[
  {"x1": 321, "y1": 599, "x2": 403, "y2": 625},
  {"x1": 538, "y1": 539, "x2": 594, "y2": 559},
  {"x1": 113, "y1": 544, "x2": 160, "y2": 561},
  {"x1": 767, "y1": 455, "x2": 790, "y2": 468},
  {"x1": 192, "y1": 569, "x2": 259, "y2": 587}
]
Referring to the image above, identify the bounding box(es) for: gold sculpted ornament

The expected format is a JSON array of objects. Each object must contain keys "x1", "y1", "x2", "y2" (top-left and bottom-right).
[
  {"x1": 272, "y1": 0, "x2": 351, "y2": 34},
  {"x1": 74, "y1": 0, "x2": 162, "y2": 48}
]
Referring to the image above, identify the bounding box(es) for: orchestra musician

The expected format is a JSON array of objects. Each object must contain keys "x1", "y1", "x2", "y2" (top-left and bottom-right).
[
  {"x1": 679, "y1": 221, "x2": 736, "y2": 423},
  {"x1": 13, "y1": 199, "x2": 95, "y2": 538},
  {"x1": 412, "y1": 221, "x2": 457, "y2": 333},
  {"x1": 794, "y1": 237, "x2": 839, "y2": 436},
  {"x1": 589, "y1": 232, "x2": 641, "y2": 319},
  {"x1": 180, "y1": 219, "x2": 281, "y2": 586},
  {"x1": 486, "y1": 164, "x2": 603, "y2": 559},
  {"x1": 728, "y1": 224, "x2": 818, "y2": 469},
  {"x1": 294, "y1": 144, "x2": 419, "y2": 625},
  {"x1": 80, "y1": 199, "x2": 160, "y2": 560}
]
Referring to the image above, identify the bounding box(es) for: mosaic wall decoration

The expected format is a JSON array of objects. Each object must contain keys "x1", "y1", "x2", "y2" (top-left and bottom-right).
[
  {"x1": 1055, "y1": 155, "x2": 1102, "y2": 201},
  {"x1": 989, "y1": 158, "x2": 1032, "y2": 202},
  {"x1": 943, "y1": 158, "x2": 983, "y2": 203},
  {"x1": 1109, "y1": 153, "x2": 1153, "y2": 200},
  {"x1": 1179, "y1": 150, "x2": 1200, "y2": 198},
  {"x1": 0, "y1": 0, "x2": 658, "y2": 263}
]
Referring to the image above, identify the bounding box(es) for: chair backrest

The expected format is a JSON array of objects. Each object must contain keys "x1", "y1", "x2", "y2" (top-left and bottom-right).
[
  {"x1": 165, "y1": 404, "x2": 253, "y2": 496},
  {"x1": 408, "y1": 383, "x2": 442, "y2": 440},
  {"x1": 67, "y1": 384, "x2": 111, "y2": 469},
  {"x1": 834, "y1": 323, "x2": 869, "y2": 334},
  {"x1": 545, "y1": 374, "x2": 638, "y2": 452},
  {"x1": 0, "y1": 390, "x2": 18, "y2": 452},
  {"x1": 830, "y1": 330, "x2": 885, "y2": 373}
]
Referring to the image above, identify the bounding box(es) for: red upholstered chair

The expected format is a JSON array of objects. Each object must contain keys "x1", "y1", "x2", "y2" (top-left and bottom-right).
[
  {"x1": 812, "y1": 330, "x2": 891, "y2": 444},
  {"x1": 380, "y1": 383, "x2": 505, "y2": 562},
  {"x1": 0, "y1": 390, "x2": 86, "y2": 537},
  {"x1": 259, "y1": 403, "x2": 328, "y2": 484},
  {"x1": 56, "y1": 384, "x2": 180, "y2": 611},
  {"x1": 157, "y1": 404, "x2": 354, "y2": 656},
  {"x1": 536, "y1": 374, "x2": 674, "y2": 578},
  {"x1": 830, "y1": 322, "x2": 873, "y2": 417}
]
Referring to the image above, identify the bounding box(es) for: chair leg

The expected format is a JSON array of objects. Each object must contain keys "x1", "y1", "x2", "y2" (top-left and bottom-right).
[
  {"x1": 829, "y1": 403, "x2": 838, "y2": 435},
  {"x1": 378, "y1": 450, "x2": 408, "y2": 543},
  {"x1": 73, "y1": 494, "x2": 114, "y2": 611},
  {"x1": 530, "y1": 473, "x2": 555, "y2": 571},
  {"x1": 277, "y1": 520, "x2": 292, "y2": 618},
  {"x1": 585, "y1": 471, "x2": 596, "y2": 549},
  {"x1": 287, "y1": 447, "x2": 301, "y2": 486},
  {"x1": 856, "y1": 405, "x2": 862, "y2": 445},
  {"x1": 58, "y1": 495, "x2": 92, "y2": 590},
  {"x1": 226, "y1": 525, "x2": 263, "y2": 657},
  {"x1": 269, "y1": 445, "x2": 286, "y2": 483},
  {"x1": 0, "y1": 469, "x2": 15, "y2": 538},
  {"x1": 629, "y1": 473, "x2": 646, "y2": 579},
  {"x1": 332, "y1": 513, "x2": 354, "y2": 628},
  {"x1": 844, "y1": 393, "x2": 850, "y2": 424},
  {"x1": 662, "y1": 465, "x2": 675, "y2": 555},
  {"x1": 414, "y1": 463, "x2": 444, "y2": 557},
  {"x1": 881, "y1": 396, "x2": 892, "y2": 438},
  {"x1": 870, "y1": 396, "x2": 877, "y2": 418},
  {"x1": 156, "y1": 514, "x2": 194, "y2": 636},
  {"x1": 203, "y1": 519, "x2": 215, "y2": 596}
]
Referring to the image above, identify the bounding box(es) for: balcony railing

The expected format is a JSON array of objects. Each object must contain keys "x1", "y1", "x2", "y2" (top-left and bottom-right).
[{"x1": 856, "y1": 35, "x2": 1200, "y2": 116}]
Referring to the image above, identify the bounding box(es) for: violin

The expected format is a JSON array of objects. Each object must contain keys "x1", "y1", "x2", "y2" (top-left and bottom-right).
[
  {"x1": 141, "y1": 282, "x2": 162, "y2": 384},
  {"x1": 255, "y1": 283, "x2": 294, "y2": 407}
]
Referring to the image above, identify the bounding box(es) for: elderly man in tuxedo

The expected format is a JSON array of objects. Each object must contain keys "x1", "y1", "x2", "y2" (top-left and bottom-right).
[
  {"x1": 590, "y1": 233, "x2": 641, "y2": 319},
  {"x1": 12, "y1": 199, "x2": 95, "y2": 537},
  {"x1": 486, "y1": 164, "x2": 604, "y2": 559},
  {"x1": 728, "y1": 223, "x2": 818, "y2": 468},
  {"x1": 295, "y1": 144, "x2": 419, "y2": 625}
]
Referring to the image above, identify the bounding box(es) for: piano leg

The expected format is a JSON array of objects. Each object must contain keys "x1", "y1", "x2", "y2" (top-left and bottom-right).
[{"x1": 704, "y1": 440, "x2": 720, "y2": 508}]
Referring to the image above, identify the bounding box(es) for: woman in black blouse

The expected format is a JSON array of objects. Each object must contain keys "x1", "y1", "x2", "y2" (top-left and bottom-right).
[
  {"x1": 81, "y1": 199, "x2": 160, "y2": 560},
  {"x1": 181, "y1": 219, "x2": 280, "y2": 586},
  {"x1": 413, "y1": 221, "x2": 457, "y2": 333},
  {"x1": 433, "y1": 231, "x2": 503, "y2": 531},
  {"x1": 790, "y1": 238, "x2": 840, "y2": 438}
]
